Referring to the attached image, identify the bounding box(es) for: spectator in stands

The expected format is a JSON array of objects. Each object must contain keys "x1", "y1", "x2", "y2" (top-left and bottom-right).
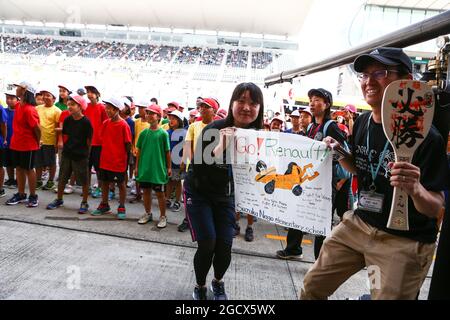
[
  {"x1": 35, "y1": 88, "x2": 61, "y2": 191},
  {"x1": 5, "y1": 82, "x2": 40, "y2": 208}
]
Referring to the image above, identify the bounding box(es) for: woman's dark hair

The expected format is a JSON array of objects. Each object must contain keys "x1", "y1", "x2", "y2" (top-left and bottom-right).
[
  {"x1": 224, "y1": 82, "x2": 264, "y2": 129},
  {"x1": 151, "y1": 97, "x2": 158, "y2": 105},
  {"x1": 22, "y1": 91, "x2": 37, "y2": 106},
  {"x1": 311, "y1": 95, "x2": 332, "y2": 123}
]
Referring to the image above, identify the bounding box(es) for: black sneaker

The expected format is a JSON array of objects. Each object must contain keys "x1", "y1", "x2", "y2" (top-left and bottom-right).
[
  {"x1": 233, "y1": 224, "x2": 241, "y2": 237},
  {"x1": 177, "y1": 218, "x2": 190, "y2": 232},
  {"x1": 244, "y1": 227, "x2": 254, "y2": 242},
  {"x1": 27, "y1": 194, "x2": 39, "y2": 208},
  {"x1": 5, "y1": 193, "x2": 27, "y2": 205},
  {"x1": 192, "y1": 286, "x2": 207, "y2": 300},
  {"x1": 276, "y1": 249, "x2": 303, "y2": 260},
  {"x1": 0, "y1": 189, "x2": 5, "y2": 198},
  {"x1": 211, "y1": 279, "x2": 228, "y2": 300},
  {"x1": 9, "y1": 180, "x2": 17, "y2": 189}
]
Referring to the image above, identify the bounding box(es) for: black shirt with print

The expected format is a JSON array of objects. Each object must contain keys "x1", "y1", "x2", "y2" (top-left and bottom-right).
[{"x1": 352, "y1": 112, "x2": 448, "y2": 243}]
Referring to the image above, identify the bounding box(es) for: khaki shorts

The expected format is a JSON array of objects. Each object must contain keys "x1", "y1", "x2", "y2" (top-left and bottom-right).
[
  {"x1": 59, "y1": 155, "x2": 89, "y2": 186},
  {"x1": 301, "y1": 211, "x2": 435, "y2": 300}
]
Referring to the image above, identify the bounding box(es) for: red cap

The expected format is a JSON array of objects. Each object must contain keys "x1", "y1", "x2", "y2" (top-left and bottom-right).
[
  {"x1": 69, "y1": 95, "x2": 88, "y2": 111},
  {"x1": 167, "y1": 101, "x2": 180, "y2": 110},
  {"x1": 344, "y1": 104, "x2": 357, "y2": 113},
  {"x1": 197, "y1": 97, "x2": 219, "y2": 111},
  {"x1": 217, "y1": 109, "x2": 228, "y2": 118},
  {"x1": 146, "y1": 104, "x2": 163, "y2": 116}
]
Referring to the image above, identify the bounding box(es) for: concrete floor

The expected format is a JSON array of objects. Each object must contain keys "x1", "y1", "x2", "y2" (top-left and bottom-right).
[{"x1": 0, "y1": 185, "x2": 433, "y2": 300}]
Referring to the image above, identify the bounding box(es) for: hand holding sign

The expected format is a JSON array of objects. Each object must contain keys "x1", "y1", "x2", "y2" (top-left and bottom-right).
[{"x1": 381, "y1": 80, "x2": 434, "y2": 230}]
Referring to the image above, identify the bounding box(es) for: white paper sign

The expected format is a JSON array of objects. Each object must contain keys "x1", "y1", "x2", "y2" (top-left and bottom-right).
[{"x1": 232, "y1": 129, "x2": 333, "y2": 237}]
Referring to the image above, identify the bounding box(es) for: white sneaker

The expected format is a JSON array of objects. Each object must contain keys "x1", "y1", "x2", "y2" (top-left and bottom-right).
[
  {"x1": 138, "y1": 213, "x2": 153, "y2": 225},
  {"x1": 64, "y1": 185, "x2": 74, "y2": 194},
  {"x1": 157, "y1": 216, "x2": 167, "y2": 228}
]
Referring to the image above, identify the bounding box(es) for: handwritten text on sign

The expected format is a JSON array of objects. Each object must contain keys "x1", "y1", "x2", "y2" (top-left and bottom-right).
[{"x1": 232, "y1": 129, "x2": 333, "y2": 237}]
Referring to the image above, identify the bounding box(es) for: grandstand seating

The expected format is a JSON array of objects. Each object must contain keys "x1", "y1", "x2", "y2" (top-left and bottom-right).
[{"x1": 0, "y1": 35, "x2": 287, "y2": 86}]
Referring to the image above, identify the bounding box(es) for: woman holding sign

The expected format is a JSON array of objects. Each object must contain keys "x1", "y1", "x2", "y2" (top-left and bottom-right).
[
  {"x1": 277, "y1": 88, "x2": 349, "y2": 261},
  {"x1": 302, "y1": 47, "x2": 448, "y2": 300},
  {"x1": 185, "y1": 82, "x2": 264, "y2": 300}
]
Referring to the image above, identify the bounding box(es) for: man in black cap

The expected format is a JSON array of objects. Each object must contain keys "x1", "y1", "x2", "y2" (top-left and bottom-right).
[{"x1": 301, "y1": 47, "x2": 448, "y2": 299}]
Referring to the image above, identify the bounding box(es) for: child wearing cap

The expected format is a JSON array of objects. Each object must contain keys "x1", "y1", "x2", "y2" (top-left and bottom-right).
[
  {"x1": 269, "y1": 115, "x2": 284, "y2": 132},
  {"x1": 136, "y1": 104, "x2": 171, "y2": 229},
  {"x1": 129, "y1": 99, "x2": 150, "y2": 203},
  {"x1": 46, "y1": 95, "x2": 93, "y2": 213},
  {"x1": 84, "y1": 86, "x2": 108, "y2": 199},
  {"x1": 120, "y1": 97, "x2": 136, "y2": 190},
  {"x1": 6, "y1": 82, "x2": 41, "y2": 207},
  {"x1": 35, "y1": 89, "x2": 62, "y2": 191},
  {"x1": 92, "y1": 97, "x2": 132, "y2": 220},
  {"x1": 55, "y1": 102, "x2": 76, "y2": 194},
  {"x1": 165, "y1": 110, "x2": 186, "y2": 212},
  {"x1": 2, "y1": 91, "x2": 18, "y2": 189},
  {"x1": 0, "y1": 100, "x2": 8, "y2": 197},
  {"x1": 55, "y1": 85, "x2": 72, "y2": 111}
]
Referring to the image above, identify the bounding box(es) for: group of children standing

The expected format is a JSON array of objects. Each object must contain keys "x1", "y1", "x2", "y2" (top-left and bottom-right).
[{"x1": 0, "y1": 82, "x2": 222, "y2": 230}]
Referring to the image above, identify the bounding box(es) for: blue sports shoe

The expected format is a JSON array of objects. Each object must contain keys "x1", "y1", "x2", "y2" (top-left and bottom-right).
[
  {"x1": 78, "y1": 202, "x2": 89, "y2": 214},
  {"x1": 211, "y1": 280, "x2": 228, "y2": 300},
  {"x1": 47, "y1": 199, "x2": 64, "y2": 210}
]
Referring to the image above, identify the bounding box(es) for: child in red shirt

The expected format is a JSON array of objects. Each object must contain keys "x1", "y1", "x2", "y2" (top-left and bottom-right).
[
  {"x1": 5, "y1": 82, "x2": 41, "y2": 207},
  {"x1": 84, "y1": 85, "x2": 108, "y2": 198},
  {"x1": 92, "y1": 97, "x2": 131, "y2": 219}
]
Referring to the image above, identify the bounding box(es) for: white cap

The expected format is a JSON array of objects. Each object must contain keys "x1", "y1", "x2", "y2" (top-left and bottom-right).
[
  {"x1": 168, "y1": 110, "x2": 184, "y2": 122},
  {"x1": 58, "y1": 84, "x2": 73, "y2": 93},
  {"x1": 122, "y1": 97, "x2": 132, "y2": 107},
  {"x1": 102, "y1": 96, "x2": 125, "y2": 111},
  {"x1": 300, "y1": 107, "x2": 313, "y2": 117},
  {"x1": 4, "y1": 89, "x2": 18, "y2": 98},
  {"x1": 39, "y1": 87, "x2": 59, "y2": 100},
  {"x1": 291, "y1": 110, "x2": 300, "y2": 117},
  {"x1": 270, "y1": 115, "x2": 285, "y2": 124},
  {"x1": 134, "y1": 97, "x2": 149, "y2": 108},
  {"x1": 13, "y1": 81, "x2": 36, "y2": 95}
]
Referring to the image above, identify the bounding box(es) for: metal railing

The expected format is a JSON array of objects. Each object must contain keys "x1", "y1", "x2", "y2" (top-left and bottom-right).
[{"x1": 264, "y1": 10, "x2": 450, "y2": 87}]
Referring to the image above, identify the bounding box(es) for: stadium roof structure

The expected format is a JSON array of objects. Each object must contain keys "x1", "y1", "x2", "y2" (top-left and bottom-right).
[
  {"x1": 0, "y1": 0, "x2": 314, "y2": 37},
  {"x1": 366, "y1": 0, "x2": 449, "y2": 10}
]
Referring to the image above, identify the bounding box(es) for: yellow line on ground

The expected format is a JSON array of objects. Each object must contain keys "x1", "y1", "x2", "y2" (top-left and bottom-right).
[{"x1": 265, "y1": 234, "x2": 313, "y2": 244}]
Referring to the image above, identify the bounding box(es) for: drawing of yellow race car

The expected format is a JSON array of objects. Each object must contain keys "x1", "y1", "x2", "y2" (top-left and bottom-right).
[{"x1": 255, "y1": 160, "x2": 319, "y2": 196}]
